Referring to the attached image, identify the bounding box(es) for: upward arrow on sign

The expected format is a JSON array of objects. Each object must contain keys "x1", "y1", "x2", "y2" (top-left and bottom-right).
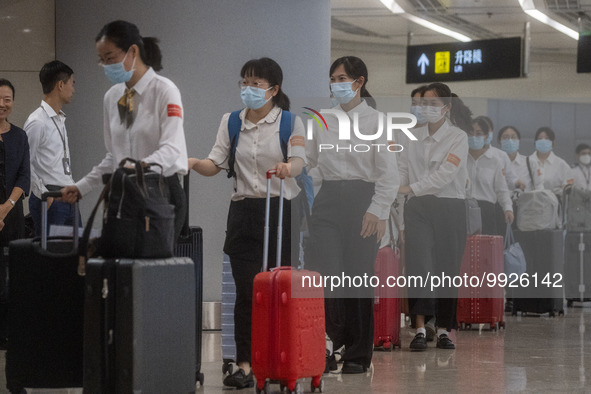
[{"x1": 418, "y1": 53, "x2": 429, "y2": 75}]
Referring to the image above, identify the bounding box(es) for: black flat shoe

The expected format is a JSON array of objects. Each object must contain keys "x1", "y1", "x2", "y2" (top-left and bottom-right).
[
  {"x1": 410, "y1": 333, "x2": 427, "y2": 351},
  {"x1": 436, "y1": 334, "x2": 455, "y2": 350},
  {"x1": 325, "y1": 353, "x2": 338, "y2": 373},
  {"x1": 223, "y1": 368, "x2": 254, "y2": 389},
  {"x1": 341, "y1": 361, "x2": 367, "y2": 374}
]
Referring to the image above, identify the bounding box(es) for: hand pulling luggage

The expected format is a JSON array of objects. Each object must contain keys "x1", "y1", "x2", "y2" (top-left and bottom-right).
[
  {"x1": 457, "y1": 235, "x2": 505, "y2": 331},
  {"x1": 373, "y1": 213, "x2": 401, "y2": 350},
  {"x1": 251, "y1": 170, "x2": 325, "y2": 394},
  {"x1": 83, "y1": 257, "x2": 196, "y2": 394},
  {"x1": 174, "y1": 173, "x2": 204, "y2": 386},
  {"x1": 6, "y1": 191, "x2": 84, "y2": 394}
]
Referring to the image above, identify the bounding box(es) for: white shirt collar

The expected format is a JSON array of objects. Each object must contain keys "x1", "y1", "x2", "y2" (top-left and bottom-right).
[
  {"x1": 131, "y1": 67, "x2": 156, "y2": 95},
  {"x1": 41, "y1": 100, "x2": 66, "y2": 119}
]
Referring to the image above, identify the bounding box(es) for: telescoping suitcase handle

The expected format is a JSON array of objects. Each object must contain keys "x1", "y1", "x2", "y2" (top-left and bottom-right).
[
  {"x1": 40, "y1": 190, "x2": 79, "y2": 251},
  {"x1": 262, "y1": 169, "x2": 284, "y2": 273}
]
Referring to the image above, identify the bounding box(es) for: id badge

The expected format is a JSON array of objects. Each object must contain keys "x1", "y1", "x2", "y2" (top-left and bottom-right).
[{"x1": 63, "y1": 157, "x2": 71, "y2": 175}]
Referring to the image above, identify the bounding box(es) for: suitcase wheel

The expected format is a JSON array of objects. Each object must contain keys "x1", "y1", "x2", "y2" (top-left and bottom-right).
[
  {"x1": 311, "y1": 376, "x2": 324, "y2": 393},
  {"x1": 499, "y1": 321, "x2": 506, "y2": 329},
  {"x1": 196, "y1": 371, "x2": 204, "y2": 387},
  {"x1": 256, "y1": 380, "x2": 270, "y2": 394},
  {"x1": 290, "y1": 382, "x2": 303, "y2": 394},
  {"x1": 567, "y1": 300, "x2": 574, "y2": 308}
]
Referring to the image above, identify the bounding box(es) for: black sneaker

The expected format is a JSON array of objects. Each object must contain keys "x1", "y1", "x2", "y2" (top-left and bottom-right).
[
  {"x1": 410, "y1": 333, "x2": 427, "y2": 351},
  {"x1": 436, "y1": 334, "x2": 455, "y2": 350},
  {"x1": 325, "y1": 353, "x2": 338, "y2": 373},
  {"x1": 223, "y1": 368, "x2": 254, "y2": 389}
]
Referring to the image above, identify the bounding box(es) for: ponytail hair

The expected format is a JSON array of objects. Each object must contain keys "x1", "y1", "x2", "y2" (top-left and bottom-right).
[
  {"x1": 96, "y1": 20, "x2": 163, "y2": 71},
  {"x1": 424, "y1": 83, "x2": 472, "y2": 131},
  {"x1": 450, "y1": 93, "x2": 473, "y2": 133},
  {"x1": 240, "y1": 57, "x2": 290, "y2": 111},
  {"x1": 330, "y1": 56, "x2": 376, "y2": 108}
]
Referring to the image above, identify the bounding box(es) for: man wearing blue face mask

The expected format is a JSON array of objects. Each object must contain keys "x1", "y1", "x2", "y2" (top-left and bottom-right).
[{"x1": 529, "y1": 126, "x2": 574, "y2": 196}]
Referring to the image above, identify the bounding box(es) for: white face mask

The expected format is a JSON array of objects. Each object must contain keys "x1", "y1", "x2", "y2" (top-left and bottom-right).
[
  {"x1": 422, "y1": 105, "x2": 446, "y2": 123},
  {"x1": 580, "y1": 154, "x2": 591, "y2": 166}
]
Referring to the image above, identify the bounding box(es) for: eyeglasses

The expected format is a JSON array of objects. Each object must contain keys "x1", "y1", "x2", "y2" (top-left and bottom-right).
[
  {"x1": 98, "y1": 50, "x2": 126, "y2": 66},
  {"x1": 238, "y1": 80, "x2": 271, "y2": 89}
]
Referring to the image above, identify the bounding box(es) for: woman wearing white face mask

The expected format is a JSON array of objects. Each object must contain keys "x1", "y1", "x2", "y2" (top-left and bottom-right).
[
  {"x1": 498, "y1": 125, "x2": 544, "y2": 192},
  {"x1": 466, "y1": 118, "x2": 514, "y2": 236},
  {"x1": 61, "y1": 20, "x2": 188, "y2": 239},
  {"x1": 188, "y1": 57, "x2": 305, "y2": 389},
  {"x1": 529, "y1": 127, "x2": 574, "y2": 196},
  {"x1": 574, "y1": 143, "x2": 591, "y2": 191},
  {"x1": 305, "y1": 56, "x2": 399, "y2": 374},
  {"x1": 398, "y1": 83, "x2": 471, "y2": 351}
]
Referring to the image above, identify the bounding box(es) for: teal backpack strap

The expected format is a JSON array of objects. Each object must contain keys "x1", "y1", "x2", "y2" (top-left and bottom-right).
[{"x1": 227, "y1": 110, "x2": 242, "y2": 179}]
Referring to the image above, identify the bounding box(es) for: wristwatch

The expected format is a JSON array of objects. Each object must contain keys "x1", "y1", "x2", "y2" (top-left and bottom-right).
[{"x1": 8, "y1": 198, "x2": 15, "y2": 207}]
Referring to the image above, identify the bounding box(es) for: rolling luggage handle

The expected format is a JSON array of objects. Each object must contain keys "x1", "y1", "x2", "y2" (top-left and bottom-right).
[
  {"x1": 40, "y1": 190, "x2": 79, "y2": 251},
  {"x1": 263, "y1": 169, "x2": 284, "y2": 273}
]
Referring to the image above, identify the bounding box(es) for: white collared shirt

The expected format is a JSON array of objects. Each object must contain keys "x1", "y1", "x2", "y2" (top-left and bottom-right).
[
  {"x1": 573, "y1": 164, "x2": 591, "y2": 191},
  {"x1": 467, "y1": 148, "x2": 512, "y2": 211},
  {"x1": 208, "y1": 106, "x2": 306, "y2": 201},
  {"x1": 511, "y1": 153, "x2": 544, "y2": 192},
  {"x1": 528, "y1": 151, "x2": 574, "y2": 195},
  {"x1": 399, "y1": 120, "x2": 468, "y2": 200},
  {"x1": 305, "y1": 100, "x2": 399, "y2": 219},
  {"x1": 76, "y1": 68, "x2": 188, "y2": 195},
  {"x1": 489, "y1": 145, "x2": 518, "y2": 190},
  {"x1": 24, "y1": 100, "x2": 75, "y2": 198}
]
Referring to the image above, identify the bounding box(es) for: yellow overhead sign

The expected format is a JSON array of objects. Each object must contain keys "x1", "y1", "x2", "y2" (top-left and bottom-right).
[{"x1": 435, "y1": 51, "x2": 450, "y2": 74}]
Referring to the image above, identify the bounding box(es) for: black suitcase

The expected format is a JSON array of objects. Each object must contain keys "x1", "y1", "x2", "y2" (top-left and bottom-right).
[
  {"x1": 83, "y1": 257, "x2": 196, "y2": 394},
  {"x1": 512, "y1": 229, "x2": 564, "y2": 316},
  {"x1": 174, "y1": 174, "x2": 204, "y2": 386},
  {"x1": 6, "y1": 192, "x2": 84, "y2": 393},
  {"x1": 564, "y1": 231, "x2": 591, "y2": 305}
]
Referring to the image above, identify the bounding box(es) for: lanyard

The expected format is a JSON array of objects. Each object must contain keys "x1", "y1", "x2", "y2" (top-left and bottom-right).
[
  {"x1": 46, "y1": 108, "x2": 71, "y2": 175},
  {"x1": 50, "y1": 116, "x2": 68, "y2": 158}
]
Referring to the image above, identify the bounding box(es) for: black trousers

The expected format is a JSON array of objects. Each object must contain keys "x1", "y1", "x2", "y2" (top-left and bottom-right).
[
  {"x1": 405, "y1": 195, "x2": 466, "y2": 331},
  {"x1": 478, "y1": 199, "x2": 501, "y2": 236},
  {"x1": 305, "y1": 180, "x2": 377, "y2": 368},
  {"x1": 165, "y1": 174, "x2": 187, "y2": 243},
  {"x1": 224, "y1": 197, "x2": 293, "y2": 365}
]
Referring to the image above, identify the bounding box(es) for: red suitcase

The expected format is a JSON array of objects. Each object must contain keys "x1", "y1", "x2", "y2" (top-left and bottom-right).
[
  {"x1": 251, "y1": 171, "x2": 325, "y2": 394},
  {"x1": 457, "y1": 235, "x2": 505, "y2": 331},
  {"x1": 373, "y1": 224, "x2": 401, "y2": 350}
]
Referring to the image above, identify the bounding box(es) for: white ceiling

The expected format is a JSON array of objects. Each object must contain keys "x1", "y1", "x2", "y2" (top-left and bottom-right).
[{"x1": 331, "y1": 0, "x2": 591, "y2": 56}]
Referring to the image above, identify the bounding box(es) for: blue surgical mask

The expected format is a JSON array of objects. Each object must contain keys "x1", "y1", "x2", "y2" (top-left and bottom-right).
[
  {"x1": 468, "y1": 136, "x2": 485, "y2": 150},
  {"x1": 501, "y1": 139, "x2": 520, "y2": 154},
  {"x1": 102, "y1": 52, "x2": 134, "y2": 84},
  {"x1": 330, "y1": 81, "x2": 358, "y2": 104},
  {"x1": 241, "y1": 86, "x2": 272, "y2": 110},
  {"x1": 535, "y1": 139, "x2": 553, "y2": 154},
  {"x1": 485, "y1": 132, "x2": 493, "y2": 146},
  {"x1": 410, "y1": 105, "x2": 427, "y2": 125}
]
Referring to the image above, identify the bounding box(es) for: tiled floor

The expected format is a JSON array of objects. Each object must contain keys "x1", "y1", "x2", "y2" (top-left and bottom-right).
[{"x1": 2, "y1": 304, "x2": 590, "y2": 393}]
